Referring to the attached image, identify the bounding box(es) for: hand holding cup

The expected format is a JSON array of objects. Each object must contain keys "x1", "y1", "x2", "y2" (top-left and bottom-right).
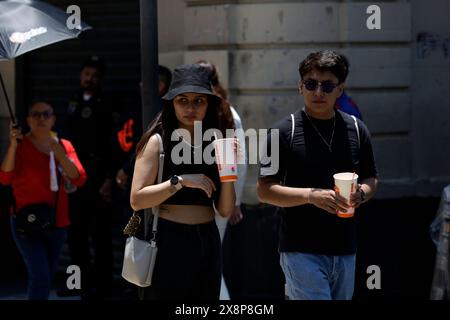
[{"x1": 333, "y1": 172, "x2": 358, "y2": 218}]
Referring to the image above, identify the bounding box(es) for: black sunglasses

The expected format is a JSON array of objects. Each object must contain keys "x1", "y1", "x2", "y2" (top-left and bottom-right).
[
  {"x1": 29, "y1": 110, "x2": 53, "y2": 120},
  {"x1": 303, "y1": 79, "x2": 338, "y2": 94}
]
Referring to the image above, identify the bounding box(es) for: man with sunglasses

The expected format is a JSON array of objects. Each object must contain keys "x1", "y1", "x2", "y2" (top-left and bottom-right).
[{"x1": 257, "y1": 50, "x2": 379, "y2": 300}]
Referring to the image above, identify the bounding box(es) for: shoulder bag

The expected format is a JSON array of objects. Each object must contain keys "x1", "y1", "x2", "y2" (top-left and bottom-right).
[{"x1": 121, "y1": 133, "x2": 164, "y2": 287}]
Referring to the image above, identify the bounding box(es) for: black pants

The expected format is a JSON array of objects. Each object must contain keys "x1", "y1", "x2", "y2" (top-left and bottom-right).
[
  {"x1": 145, "y1": 217, "x2": 221, "y2": 300},
  {"x1": 66, "y1": 184, "x2": 113, "y2": 299}
]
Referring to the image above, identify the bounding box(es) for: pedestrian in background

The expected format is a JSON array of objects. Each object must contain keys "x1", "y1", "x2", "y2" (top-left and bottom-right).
[
  {"x1": 0, "y1": 102, "x2": 86, "y2": 300},
  {"x1": 114, "y1": 65, "x2": 172, "y2": 194},
  {"x1": 336, "y1": 90, "x2": 363, "y2": 120},
  {"x1": 62, "y1": 55, "x2": 121, "y2": 299}
]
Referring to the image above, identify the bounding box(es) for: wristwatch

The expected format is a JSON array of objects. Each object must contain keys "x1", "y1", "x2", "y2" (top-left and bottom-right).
[
  {"x1": 170, "y1": 175, "x2": 183, "y2": 191},
  {"x1": 358, "y1": 184, "x2": 366, "y2": 202}
]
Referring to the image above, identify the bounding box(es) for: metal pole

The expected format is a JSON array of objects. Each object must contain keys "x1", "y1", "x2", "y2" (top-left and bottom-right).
[
  {"x1": 140, "y1": 0, "x2": 159, "y2": 132},
  {"x1": 0, "y1": 71, "x2": 16, "y2": 124},
  {"x1": 139, "y1": 0, "x2": 159, "y2": 301}
]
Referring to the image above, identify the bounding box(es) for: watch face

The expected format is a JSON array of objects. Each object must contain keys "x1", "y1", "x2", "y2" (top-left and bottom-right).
[{"x1": 170, "y1": 176, "x2": 179, "y2": 185}]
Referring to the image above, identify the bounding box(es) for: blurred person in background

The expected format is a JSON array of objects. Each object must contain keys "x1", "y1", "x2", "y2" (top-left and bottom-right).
[
  {"x1": 62, "y1": 55, "x2": 122, "y2": 299},
  {"x1": 0, "y1": 102, "x2": 86, "y2": 300}
]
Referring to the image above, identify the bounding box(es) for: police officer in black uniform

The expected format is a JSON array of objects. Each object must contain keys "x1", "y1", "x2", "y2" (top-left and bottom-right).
[{"x1": 63, "y1": 56, "x2": 121, "y2": 300}]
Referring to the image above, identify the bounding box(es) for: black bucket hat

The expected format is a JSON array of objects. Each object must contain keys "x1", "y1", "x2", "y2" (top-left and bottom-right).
[{"x1": 162, "y1": 64, "x2": 222, "y2": 106}]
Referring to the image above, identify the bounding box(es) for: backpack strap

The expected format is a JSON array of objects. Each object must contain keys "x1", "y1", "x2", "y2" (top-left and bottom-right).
[
  {"x1": 351, "y1": 115, "x2": 360, "y2": 150},
  {"x1": 282, "y1": 113, "x2": 295, "y2": 185}
]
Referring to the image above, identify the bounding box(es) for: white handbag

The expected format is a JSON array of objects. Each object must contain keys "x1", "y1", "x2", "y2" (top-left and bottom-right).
[
  {"x1": 122, "y1": 236, "x2": 158, "y2": 287},
  {"x1": 121, "y1": 133, "x2": 164, "y2": 287}
]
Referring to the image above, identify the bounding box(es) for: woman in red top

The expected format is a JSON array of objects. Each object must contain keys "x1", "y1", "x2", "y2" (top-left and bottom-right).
[{"x1": 0, "y1": 102, "x2": 86, "y2": 300}]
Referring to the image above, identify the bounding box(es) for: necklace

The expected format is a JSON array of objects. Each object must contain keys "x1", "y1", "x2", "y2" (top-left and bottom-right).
[
  {"x1": 303, "y1": 107, "x2": 335, "y2": 152},
  {"x1": 173, "y1": 130, "x2": 202, "y2": 149}
]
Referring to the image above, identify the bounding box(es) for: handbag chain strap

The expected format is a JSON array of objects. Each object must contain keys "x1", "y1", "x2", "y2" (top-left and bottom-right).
[{"x1": 123, "y1": 133, "x2": 164, "y2": 239}]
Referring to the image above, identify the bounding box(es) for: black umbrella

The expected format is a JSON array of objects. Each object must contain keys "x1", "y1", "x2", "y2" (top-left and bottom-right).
[{"x1": 0, "y1": 0, "x2": 91, "y2": 124}]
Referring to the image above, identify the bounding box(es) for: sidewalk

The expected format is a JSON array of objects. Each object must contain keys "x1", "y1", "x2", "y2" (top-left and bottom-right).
[{"x1": 0, "y1": 276, "x2": 80, "y2": 300}]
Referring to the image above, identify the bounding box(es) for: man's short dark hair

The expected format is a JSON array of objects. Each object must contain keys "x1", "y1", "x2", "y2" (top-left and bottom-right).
[
  {"x1": 158, "y1": 65, "x2": 172, "y2": 95},
  {"x1": 299, "y1": 50, "x2": 349, "y2": 84},
  {"x1": 81, "y1": 55, "x2": 106, "y2": 76}
]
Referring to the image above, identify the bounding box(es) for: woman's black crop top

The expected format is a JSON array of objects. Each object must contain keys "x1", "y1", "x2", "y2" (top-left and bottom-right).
[{"x1": 161, "y1": 138, "x2": 221, "y2": 206}]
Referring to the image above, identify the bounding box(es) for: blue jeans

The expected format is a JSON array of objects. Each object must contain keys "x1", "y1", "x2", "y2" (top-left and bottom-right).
[
  {"x1": 280, "y1": 252, "x2": 356, "y2": 300},
  {"x1": 10, "y1": 217, "x2": 67, "y2": 300}
]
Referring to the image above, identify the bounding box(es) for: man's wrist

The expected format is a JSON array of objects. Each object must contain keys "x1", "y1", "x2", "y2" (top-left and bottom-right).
[{"x1": 358, "y1": 184, "x2": 366, "y2": 203}]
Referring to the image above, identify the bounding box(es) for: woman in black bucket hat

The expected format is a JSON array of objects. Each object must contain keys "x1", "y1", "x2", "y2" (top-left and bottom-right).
[{"x1": 130, "y1": 64, "x2": 236, "y2": 299}]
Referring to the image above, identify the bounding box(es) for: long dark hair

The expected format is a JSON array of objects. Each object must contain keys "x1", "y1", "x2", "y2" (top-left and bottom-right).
[
  {"x1": 135, "y1": 96, "x2": 222, "y2": 157},
  {"x1": 196, "y1": 60, "x2": 235, "y2": 132}
]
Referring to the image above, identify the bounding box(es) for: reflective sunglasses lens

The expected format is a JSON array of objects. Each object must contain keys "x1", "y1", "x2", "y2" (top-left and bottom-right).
[
  {"x1": 304, "y1": 79, "x2": 336, "y2": 93},
  {"x1": 321, "y1": 82, "x2": 336, "y2": 93},
  {"x1": 304, "y1": 80, "x2": 318, "y2": 91}
]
